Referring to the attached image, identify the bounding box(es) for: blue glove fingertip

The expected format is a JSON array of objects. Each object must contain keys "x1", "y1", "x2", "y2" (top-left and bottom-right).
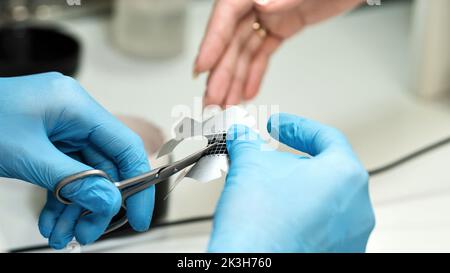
[
  {"x1": 267, "y1": 113, "x2": 293, "y2": 138},
  {"x1": 38, "y1": 208, "x2": 54, "y2": 239},
  {"x1": 226, "y1": 124, "x2": 247, "y2": 148},
  {"x1": 226, "y1": 124, "x2": 262, "y2": 154},
  {"x1": 126, "y1": 186, "x2": 155, "y2": 232},
  {"x1": 38, "y1": 192, "x2": 66, "y2": 239},
  {"x1": 38, "y1": 222, "x2": 52, "y2": 239}
]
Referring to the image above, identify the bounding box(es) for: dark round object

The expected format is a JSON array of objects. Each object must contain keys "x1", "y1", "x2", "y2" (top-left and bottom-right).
[{"x1": 0, "y1": 24, "x2": 80, "y2": 77}]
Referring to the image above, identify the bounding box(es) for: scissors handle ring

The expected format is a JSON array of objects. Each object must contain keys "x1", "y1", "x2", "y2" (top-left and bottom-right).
[{"x1": 54, "y1": 169, "x2": 111, "y2": 205}]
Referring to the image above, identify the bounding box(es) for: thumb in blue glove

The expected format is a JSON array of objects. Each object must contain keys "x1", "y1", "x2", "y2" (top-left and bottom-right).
[
  {"x1": 0, "y1": 73, "x2": 155, "y2": 249},
  {"x1": 209, "y1": 113, "x2": 375, "y2": 252}
]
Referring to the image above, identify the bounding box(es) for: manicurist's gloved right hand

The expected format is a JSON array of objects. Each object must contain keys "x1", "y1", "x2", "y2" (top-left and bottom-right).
[
  {"x1": 0, "y1": 73, "x2": 154, "y2": 249},
  {"x1": 209, "y1": 113, "x2": 375, "y2": 252}
]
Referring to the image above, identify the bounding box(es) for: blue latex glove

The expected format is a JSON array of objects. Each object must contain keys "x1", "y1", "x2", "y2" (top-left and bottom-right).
[
  {"x1": 0, "y1": 73, "x2": 154, "y2": 249},
  {"x1": 209, "y1": 113, "x2": 375, "y2": 252}
]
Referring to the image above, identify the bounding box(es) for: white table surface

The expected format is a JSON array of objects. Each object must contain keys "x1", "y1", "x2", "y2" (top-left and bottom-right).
[{"x1": 1, "y1": 1, "x2": 450, "y2": 252}]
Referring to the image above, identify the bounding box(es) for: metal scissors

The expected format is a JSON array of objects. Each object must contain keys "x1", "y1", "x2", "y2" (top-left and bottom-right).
[{"x1": 54, "y1": 142, "x2": 221, "y2": 234}]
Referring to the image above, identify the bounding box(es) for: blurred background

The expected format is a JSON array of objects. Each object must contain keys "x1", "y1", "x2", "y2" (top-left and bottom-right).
[{"x1": 0, "y1": 0, "x2": 449, "y2": 252}]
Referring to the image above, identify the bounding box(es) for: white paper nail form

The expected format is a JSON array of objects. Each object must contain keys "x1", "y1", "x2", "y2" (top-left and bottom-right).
[{"x1": 158, "y1": 106, "x2": 256, "y2": 185}]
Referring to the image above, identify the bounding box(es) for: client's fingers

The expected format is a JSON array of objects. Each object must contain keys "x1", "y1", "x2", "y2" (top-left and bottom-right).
[
  {"x1": 225, "y1": 32, "x2": 265, "y2": 106},
  {"x1": 204, "y1": 13, "x2": 257, "y2": 107},
  {"x1": 244, "y1": 35, "x2": 281, "y2": 100},
  {"x1": 195, "y1": 0, "x2": 254, "y2": 73}
]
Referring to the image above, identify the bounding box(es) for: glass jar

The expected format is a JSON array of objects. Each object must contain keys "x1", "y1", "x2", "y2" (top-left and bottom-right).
[{"x1": 111, "y1": 0, "x2": 187, "y2": 59}]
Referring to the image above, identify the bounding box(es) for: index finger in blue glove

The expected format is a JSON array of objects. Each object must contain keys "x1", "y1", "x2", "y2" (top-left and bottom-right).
[
  {"x1": 81, "y1": 145, "x2": 120, "y2": 182},
  {"x1": 267, "y1": 113, "x2": 353, "y2": 157}
]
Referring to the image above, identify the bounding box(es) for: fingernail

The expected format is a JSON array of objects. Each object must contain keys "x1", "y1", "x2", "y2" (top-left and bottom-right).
[
  {"x1": 193, "y1": 69, "x2": 200, "y2": 79},
  {"x1": 41, "y1": 228, "x2": 51, "y2": 239},
  {"x1": 202, "y1": 93, "x2": 208, "y2": 108},
  {"x1": 50, "y1": 242, "x2": 66, "y2": 250},
  {"x1": 254, "y1": 0, "x2": 271, "y2": 5},
  {"x1": 193, "y1": 55, "x2": 201, "y2": 79}
]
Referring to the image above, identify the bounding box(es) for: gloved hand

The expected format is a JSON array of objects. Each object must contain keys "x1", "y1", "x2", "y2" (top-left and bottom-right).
[
  {"x1": 194, "y1": 0, "x2": 363, "y2": 107},
  {"x1": 0, "y1": 73, "x2": 154, "y2": 249},
  {"x1": 209, "y1": 113, "x2": 375, "y2": 252}
]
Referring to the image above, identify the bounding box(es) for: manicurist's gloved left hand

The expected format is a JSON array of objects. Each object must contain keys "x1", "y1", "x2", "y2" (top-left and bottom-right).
[
  {"x1": 209, "y1": 113, "x2": 375, "y2": 252},
  {"x1": 0, "y1": 73, "x2": 154, "y2": 249}
]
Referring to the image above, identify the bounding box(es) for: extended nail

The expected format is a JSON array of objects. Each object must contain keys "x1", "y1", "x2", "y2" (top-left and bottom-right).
[
  {"x1": 254, "y1": 0, "x2": 271, "y2": 5},
  {"x1": 193, "y1": 69, "x2": 200, "y2": 79}
]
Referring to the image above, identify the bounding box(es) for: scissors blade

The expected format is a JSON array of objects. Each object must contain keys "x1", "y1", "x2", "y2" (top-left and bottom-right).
[
  {"x1": 117, "y1": 143, "x2": 219, "y2": 199},
  {"x1": 158, "y1": 142, "x2": 218, "y2": 181},
  {"x1": 116, "y1": 168, "x2": 160, "y2": 190}
]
